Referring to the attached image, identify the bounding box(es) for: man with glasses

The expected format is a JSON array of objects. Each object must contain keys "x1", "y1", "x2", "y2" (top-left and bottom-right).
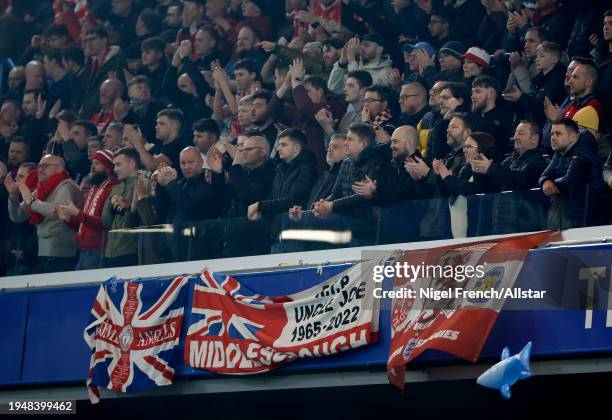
[
  {"x1": 80, "y1": 27, "x2": 126, "y2": 119},
  {"x1": 407, "y1": 113, "x2": 473, "y2": 240},
  {"x1": 210, "y1": 135, "x2": 274, "y2": 257},
  {"x1": 398, "y1": 82, "x2": 430, "y2": 128},
  {"x1": 7, "y1": 155, "x2": 82, "y2": 273},
  {"x1": 362, "y1": 85, "x2": 396, "y2": 135},
  {"x1": 427, "y1": 10, "x2": 453, "y2": 50},
  {"x1": 416, "y1": 81, "x2": 447, "y2": 158}
]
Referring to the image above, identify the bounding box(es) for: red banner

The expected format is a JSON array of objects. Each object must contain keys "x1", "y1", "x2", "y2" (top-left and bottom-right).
[
  {"x1": 186, "y1": 262, "x2": 382, "y2": 374},
  {"x1": 387, "y1": 232, "x2": 553, "y2": 390}
]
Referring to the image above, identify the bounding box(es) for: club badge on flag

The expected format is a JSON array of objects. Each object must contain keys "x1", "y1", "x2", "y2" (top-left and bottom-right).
[
  {"x1": 387, "y1": 232, "x2": 553, "y2": 391},
  {"x1": 185, "y1": 261, "x2": 382, "y2": 374},
  {"x1": 84, "y1": 275, "x2": 189, "y2": 403}
]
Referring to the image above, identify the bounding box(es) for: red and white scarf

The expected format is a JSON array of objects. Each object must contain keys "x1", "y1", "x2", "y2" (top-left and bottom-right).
[
  {"x1": 77, "y1": 178, "x2": 114, "y2": 237},
  {"x1": 28, "y1": 170, "x2": 70, "y2": 224}
]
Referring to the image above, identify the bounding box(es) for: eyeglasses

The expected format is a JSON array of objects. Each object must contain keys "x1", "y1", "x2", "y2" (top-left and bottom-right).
[
  {"x1": 399, "y1": 94, "x2": 420, "y2": 102},
  {"x1": 363, "y1": 98, "x2": 383, "y2": 103},
  {"x1": 462, "y1": 144, "x2": 478, "y2": 150},
  {"x1": 429, "y1": 88, "x2": 443, "y2": 95}
]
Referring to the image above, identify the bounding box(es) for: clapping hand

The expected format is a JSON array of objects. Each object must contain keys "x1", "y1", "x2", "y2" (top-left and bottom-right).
[
  {"x1": 111, "y1": 195, "x2": 129, "y2": 213},
  {"x1": 288, "y1": 205, "x2": 303, "y2": 222},
  {"x1": 470, "y1": 153, "x2": 492, "y2": 174},
  {"x1": 247, "y1": 202, "x2": 261, "y2": 221},
  {"x1": 4, "y1": 174, "x2": 20, "y2": 200},
  {"x1": 315, "y1": 107, "x2": 336, "y2": 132},
  {"x1": 57, "y1": 201, "x2": 80, "y2": 221},
  {"x1": 156, "y1": 165, "x2": 177, "y2": 186},
  {"x1": 352, "y1": 175, "x2": 377, "y2": 199},
  {"x1": 178, "y1": 40, "x2": 192, "y2": 59},
  {"x1": 405, "y1": 156, "x2": 430, "y2": 180},
  {"x1": 501, "y1": 85, "x2": 522, "y2": 102}
]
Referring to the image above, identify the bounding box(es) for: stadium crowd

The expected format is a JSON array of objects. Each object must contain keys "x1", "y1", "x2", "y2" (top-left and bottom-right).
[{"x1": 0, "y1": 0, "x2": 611, "y2": 275}]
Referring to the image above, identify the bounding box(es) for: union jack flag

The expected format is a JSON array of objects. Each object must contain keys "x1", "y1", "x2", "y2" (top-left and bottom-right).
[{"x1": 84, "y1": 275, "x2": 190, "y2": 403}]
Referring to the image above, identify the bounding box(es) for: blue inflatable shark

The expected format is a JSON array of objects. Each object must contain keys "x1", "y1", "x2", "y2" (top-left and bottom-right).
[{"x1": 476, "y1": 342, "x2": 533, "y2": 399}]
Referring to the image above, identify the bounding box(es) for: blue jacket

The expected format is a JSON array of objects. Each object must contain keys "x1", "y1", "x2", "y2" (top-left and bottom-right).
[{"x1": 539, "y1": 133, "x2": 607, "y2": 228}]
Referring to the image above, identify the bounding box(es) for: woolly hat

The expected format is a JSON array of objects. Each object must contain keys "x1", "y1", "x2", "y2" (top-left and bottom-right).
[
  {"x1": 572, "y1": 106, "x2": 599, "y2": 133},
  {"x1": 462, "y1": 47, "x2": 491, "y2": 68},
  {"x1": 439, "y1": 41, "x2": 467, "y2": 60},
  {"x1": 93, "y1": 149, "x2": 115, "y2": 173}
]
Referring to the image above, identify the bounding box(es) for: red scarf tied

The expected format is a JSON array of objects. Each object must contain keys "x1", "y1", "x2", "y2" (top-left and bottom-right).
[{"x1": 28, "y1": 170, "x2": 70, "y2": 224}]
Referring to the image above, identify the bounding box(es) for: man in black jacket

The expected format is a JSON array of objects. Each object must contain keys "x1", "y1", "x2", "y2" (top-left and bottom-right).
[
  {"x1": 248, "y1": 128, "x2": 317, "y2": 220},
  {"x1": 407, "y1": 113, "x2": 472, "y2": 240},
  {"x1": 155, "y1": 146, "x2": 221, "y2": 261},
  {"x1": 80, "y1": 27, "x2": 126, "y2": 119},
  {"x1": 471, "y1": 120, "x2": 550, "y2": 233},
  {"x1": 539, "y1": 119, "x2": 608, "y2": 229},
  {"x1": 353, "y1": 125, "x2": 420, "y2": 206},
  {"x1": 214, "y1": 135, "x2": 274, "y2": 257},
  {"x1": 312, "y1": 123, "x2": 387, "y2": 243},
  {"x1": 213, "y1": 135, "x2": 275, "y2": 218},
  {"x1": 272, "y1": 134, "x2": 348, "y2": 253}
]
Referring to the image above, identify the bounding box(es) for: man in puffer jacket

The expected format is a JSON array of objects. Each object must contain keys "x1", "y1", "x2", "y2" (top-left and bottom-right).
[
  {"x1": 248, "y1": 128, "x2": 317, "y2": 219},
  {"x1": 539, "y1": 119, "x2": 608, "y2": 229},
  {"x1": 312, "y1": 123, "x2": 387, "y2": 242}
]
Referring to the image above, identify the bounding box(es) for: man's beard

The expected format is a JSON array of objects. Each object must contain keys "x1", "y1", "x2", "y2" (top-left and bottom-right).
[
  {"x1": 472, "y1": 102, "x2": 485, "y2": 114},
  {"x1": 89, "y1": 171, "x2": 108, "y2": 186}
]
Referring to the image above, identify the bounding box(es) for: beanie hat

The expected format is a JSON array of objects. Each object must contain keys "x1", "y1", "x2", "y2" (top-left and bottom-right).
[
  {"x1": 462, "y1": 47, "x2": 491, "y2": 68},
  {"x1": 572, "y1": 106, "x2": 599, "y2": 133},
  {"x1": 93, "y1": 149, "x2": 115, "y2": 173},
  {"x1": 439, "y1": 41, "x2": 467, "y2": 60}
]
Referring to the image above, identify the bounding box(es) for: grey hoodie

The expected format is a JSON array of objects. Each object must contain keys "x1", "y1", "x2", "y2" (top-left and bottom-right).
[{"x1": 327, "y1": 55, "x2": 393, "y2": 94}]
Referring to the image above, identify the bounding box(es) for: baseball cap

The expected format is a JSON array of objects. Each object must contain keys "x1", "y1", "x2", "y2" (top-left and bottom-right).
[
  {"x1": 361, "y1": 32, "x2": 384, "y2": 47},
  {"x1": 402, "y1": 41, "x2": 435, "y2": 58}
]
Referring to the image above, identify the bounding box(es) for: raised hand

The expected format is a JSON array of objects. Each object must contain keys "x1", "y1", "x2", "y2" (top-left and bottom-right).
[
  {"x1": 346, "y1": 37, "x2": 360, "y2": 63},
  {"x1": 178, "y1": 40, "x2": 192, "y2": 59},
  {"x1": 543, "y1": 96, "x2": 561, "y2": 122},
  {"x1": 290, "y1": 58, "x2": 305, "y2": 82},
  {"x1": 256, "y1": 41, "x2": 276, "y2": 53},
  {"x1": 35, "y1": 95, "x2": 47, "y2": 120},
  {"x1": 49, "y1": 100, "x2": 62, "y2": 120},
  {"x1": 206, "y1": 147, "x2": 224, "y2": 174}
]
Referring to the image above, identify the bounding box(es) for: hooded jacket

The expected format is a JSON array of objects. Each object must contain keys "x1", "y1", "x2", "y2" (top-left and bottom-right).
[{"x1": 259, "y1": 150, "x2": 318, "y2": 215}]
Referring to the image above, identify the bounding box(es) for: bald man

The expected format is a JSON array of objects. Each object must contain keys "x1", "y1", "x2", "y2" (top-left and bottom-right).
[
  {"x1": 91, "y1": 79, "x2": 125, "y2": 134},
  {"x1": 353, "y1": 125, "x2": 420, "y2": 205},
  {"x1": 7, "y1": 155, "x2": 83, "y2": 273},
  {"x1": 25, "y1": 61, "x2": 46, "y2": 90},
  {"x1": 155, "y1": 146, "x2": 223, "y2": 261},
  {"x1": 4, "y1": 66, "x2": 25, "y2": 100}
]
